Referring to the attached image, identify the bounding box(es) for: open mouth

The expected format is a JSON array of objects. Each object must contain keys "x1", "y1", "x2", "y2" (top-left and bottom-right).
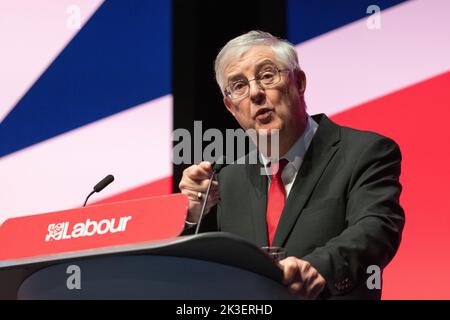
[{"x1": 255, "y1": 108, "x2": 273, "y2": 123}]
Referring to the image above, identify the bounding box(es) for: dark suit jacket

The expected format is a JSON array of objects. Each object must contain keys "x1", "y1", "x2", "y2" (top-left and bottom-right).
[{"x1": 188, "y1": 113, "x2": 405, "y2": 299}]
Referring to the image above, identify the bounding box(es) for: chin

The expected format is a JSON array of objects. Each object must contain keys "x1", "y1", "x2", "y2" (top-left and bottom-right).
[{"x1": 256, "y1": 121, "x2": 282, "y2": 134}]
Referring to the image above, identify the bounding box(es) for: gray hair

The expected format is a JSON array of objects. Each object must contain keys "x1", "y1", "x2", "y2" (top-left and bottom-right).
[{"x1": 214, "y1": 30, "x2": 300, "y2": 93}]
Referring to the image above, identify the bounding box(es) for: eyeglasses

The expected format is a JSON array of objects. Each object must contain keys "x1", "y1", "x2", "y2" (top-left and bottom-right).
[{"x1": 224, "y1": 67, "x2": 290, "y2": 100}]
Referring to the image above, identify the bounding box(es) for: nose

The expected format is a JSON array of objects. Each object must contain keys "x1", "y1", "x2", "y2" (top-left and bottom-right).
[{"x1": 248, "y1": 79, "x2": 265, "y2": 105}]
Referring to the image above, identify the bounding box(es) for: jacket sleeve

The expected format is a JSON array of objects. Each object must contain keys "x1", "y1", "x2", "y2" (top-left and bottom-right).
[
  {"x1": 178, "y1": 206, "x2": 218, "y2": 236},
  {"x1": 301, "y1": 137, "x2": 405, "y2": 297}
]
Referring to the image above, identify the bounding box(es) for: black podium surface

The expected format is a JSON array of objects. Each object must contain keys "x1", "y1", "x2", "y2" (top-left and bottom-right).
[{"x1": 0, "y1": 232, "x2": 294, "y2": 299}]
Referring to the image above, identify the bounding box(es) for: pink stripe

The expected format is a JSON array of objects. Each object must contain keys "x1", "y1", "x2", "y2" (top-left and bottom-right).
[
  {"x1": 296, "y1": 0, "x2": 450, "y2": 116},
  {"x1": 0, "y1": 95, "x2": 172, "y2": 224}
]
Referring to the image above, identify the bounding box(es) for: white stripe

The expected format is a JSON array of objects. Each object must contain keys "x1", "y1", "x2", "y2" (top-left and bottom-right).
[
  {"x1": 0, "y1": 95, "x2": 172, "y2": 224},
  {"x1": 296, "y1": 0, "x2": 450, "y2": 116}
]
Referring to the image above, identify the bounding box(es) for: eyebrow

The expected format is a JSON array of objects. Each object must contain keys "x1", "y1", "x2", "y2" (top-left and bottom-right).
[
  {"x1": 226, "y1": 59, "x2": 278, "y2": 84},
  {"x1": 255, "y1": 59, "x2": 278, "y2": 71}
]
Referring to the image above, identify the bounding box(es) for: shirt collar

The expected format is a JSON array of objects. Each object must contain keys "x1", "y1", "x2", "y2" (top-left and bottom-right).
[{"x1": 259, "y1": 114, "x2": 318, "y2": 172}]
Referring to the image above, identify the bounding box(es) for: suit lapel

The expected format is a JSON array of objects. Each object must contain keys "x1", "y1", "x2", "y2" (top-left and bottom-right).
[
  {"x1": 272, "y1": 114, "x2": 341, "y2": 247},
  {"x1": 246, "y1": 161, "x2": 269, "y2": 247}
]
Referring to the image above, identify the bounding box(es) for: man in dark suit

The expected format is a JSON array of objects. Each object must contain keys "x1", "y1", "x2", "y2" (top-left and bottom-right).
[{"x1": 179, "y1": 31, "x2": 404, "y2": 299}]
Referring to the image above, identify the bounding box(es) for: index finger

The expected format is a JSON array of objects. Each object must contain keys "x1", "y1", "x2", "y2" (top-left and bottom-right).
[{"x1": 186, "y1": 162, "x2": 213, "y2": 180}]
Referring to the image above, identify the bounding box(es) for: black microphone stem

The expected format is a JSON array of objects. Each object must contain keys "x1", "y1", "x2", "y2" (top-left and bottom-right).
[
  {"x1": 195, "y1": 170, "x2": 216, "y2": 234},
  {"x1": 82, "y1": 174, "x2": 115, "y2": 207},
  {"x1": 83, "y1": 190, "x2": 95, "y2": 207}
]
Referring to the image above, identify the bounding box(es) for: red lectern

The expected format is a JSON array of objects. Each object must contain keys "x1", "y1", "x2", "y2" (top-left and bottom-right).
[{"x1": 0, "y1": 194, "x2": 293, "y2": 299}]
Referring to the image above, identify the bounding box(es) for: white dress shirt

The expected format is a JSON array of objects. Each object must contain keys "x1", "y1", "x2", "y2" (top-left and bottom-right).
[
  {"x1": 259, "y1": 114, "x2": 318, "y2": 197},
  {"x1": 185, "y1": 114, "x2": 318, "y2": 225}
]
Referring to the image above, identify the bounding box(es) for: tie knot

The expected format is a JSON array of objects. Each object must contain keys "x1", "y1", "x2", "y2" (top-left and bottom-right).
[{"x1": 270, "y1": 158, "x2": 289, "y2": 179}]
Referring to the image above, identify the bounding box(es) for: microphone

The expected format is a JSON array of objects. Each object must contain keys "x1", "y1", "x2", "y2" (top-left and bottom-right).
[
  {"x1": 212, "y1": 161, "x2": 227, "y2": 173},
  {"x1": 83, "y1": 174, "x2": 115, "y2": 207},
  {"x1": 93, "y1": 174, "x2": 114, "y2": 192},
  {"x1": 195, "y1": 158, "x2": 228, "y2": 234}
]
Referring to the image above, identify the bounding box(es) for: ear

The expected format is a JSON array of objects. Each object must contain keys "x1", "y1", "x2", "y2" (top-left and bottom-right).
[
  {"x1": 223, "y1": 95, "x2": 236, "y2": 117},
  {"x1": 295, "y1": 69, "x2": 307, "y2": 96}
]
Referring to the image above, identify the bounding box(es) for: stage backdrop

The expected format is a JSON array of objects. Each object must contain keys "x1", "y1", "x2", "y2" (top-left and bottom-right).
[
  {"x1": 2, "y1": 0, "x2": 450, "y2": 301},
  {"x1": 288, "y1": 0, "x2": 450, "y2": 299},
  {"x1": 0, "y1": 0, "x2": 173, "y2": 224}
]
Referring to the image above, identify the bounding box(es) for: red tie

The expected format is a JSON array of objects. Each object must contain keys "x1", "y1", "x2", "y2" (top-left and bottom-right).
[{"x1": 266, "y1": 159, "x2": 289, "y2": 246}]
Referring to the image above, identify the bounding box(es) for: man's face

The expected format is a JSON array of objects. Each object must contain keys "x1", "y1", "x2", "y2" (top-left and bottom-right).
[{"x1": 223, "y1": 45, "x2": 306, "y2": 136}]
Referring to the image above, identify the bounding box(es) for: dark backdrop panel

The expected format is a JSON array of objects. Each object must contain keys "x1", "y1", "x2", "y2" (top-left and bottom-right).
[{"x1": 172, "y1": 0, "x2": 286, "y2": 191}]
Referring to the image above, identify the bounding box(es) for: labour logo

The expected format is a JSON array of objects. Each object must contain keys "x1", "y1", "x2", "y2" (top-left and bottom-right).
[{"x1": 46, "y1": 222, "x2": 67, "y2": 241}]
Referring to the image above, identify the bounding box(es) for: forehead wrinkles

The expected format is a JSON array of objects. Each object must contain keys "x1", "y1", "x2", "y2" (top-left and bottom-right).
[{"x1": 224, "y1": 47, "x2": 279, "y2": 80}]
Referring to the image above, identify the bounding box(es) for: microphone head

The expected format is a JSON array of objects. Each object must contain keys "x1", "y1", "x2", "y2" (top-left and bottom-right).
[
  {"x1": 93, "y1": 174, "x2": 114, "y2": 193},
  {"x1": 212, "y1": 155, "x2": 228, "y2": 173},
  {"x1": 212, "y1": 162, "x2": 227, "y2": 173}
]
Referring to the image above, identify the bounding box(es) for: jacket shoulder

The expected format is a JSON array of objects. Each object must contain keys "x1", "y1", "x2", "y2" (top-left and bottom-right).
[{"x1": 338, "y1": 124, "x2": 400, "y2": 154}]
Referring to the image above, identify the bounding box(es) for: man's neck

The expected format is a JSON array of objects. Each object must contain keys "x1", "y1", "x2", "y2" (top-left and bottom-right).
[
  {"x1": 259, "y1": 114, "x2": 307, "y2": 160},
  {"x1": 280, "y1": 115, "x2": 307, "y2": 158}
]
